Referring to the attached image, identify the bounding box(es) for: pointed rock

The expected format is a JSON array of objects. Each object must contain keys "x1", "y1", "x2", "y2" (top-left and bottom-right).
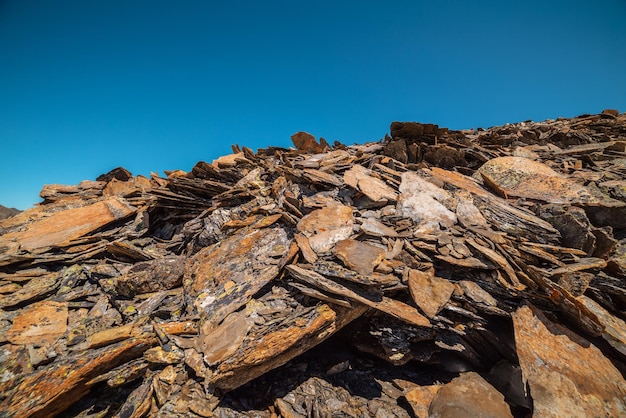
[
  {"x1": 291, "y1": 131, "x2": 326, "y2": 153},
  {"x1": 407, "y1": 269, "x2": 455, "y2": 318}
]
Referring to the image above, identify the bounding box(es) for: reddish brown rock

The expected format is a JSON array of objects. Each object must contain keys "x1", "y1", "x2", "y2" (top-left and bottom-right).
[
  {"x1": 196, "y1": 309, "x2": 253, "y2": 366},
  {"x1": 334, "y1": 239, "x2": 386, "y2": 275},
  {"x1": 184, "y1": 226, "x2": 292, "y2": 328},
  {"x1": 291, "y1": 131, "x2": 326, "y2": 153},
  {"x1": 405, "y1": 385, "x2": 441, "y2": 418},
  {"x1": 428, "y1": 372, "x2": 513, "y2": 418},
  {"x1": 116, "y1": 255, "x2": 186, "y2": 297},
  {"x1": 513, "y1": 305, "x2": 626, "y2": 417},
  {"x1": 0, "y1": 336, "x2": 155, "y2": 417},
  {"x1": 607, "y1": 238, "x2": 626, "y2": 277},
  {"x1": 602, "y1": 109, "x2": 619, "y2": 116},
  {"x1": 344, "y1": 164, "x2": 398, "y2": 203},
  {"x1": 296, "y1": 204, "x2": 354, "y2": 253},
  {"x1": 407, "y1": 268, "x2": 454, "y2": 318},
  {"x1": 0, "y1": 197, "x2": 136, "y2": 251},
  {"x1": 383, "y1": 139, "x2": 408, "y2": 163},
  {"x1": 457, "y1": 280, "x2": 498, "y2": 307},
  {"x1": 96, "y1": 166, "x2": 133, "y2": 183},
  {"x1": 102, "y1": 175, "x2": 151, "y2": 197},
  {"x1": 390, "y1": 121, "x2": 425, "y2": 140},
  {"x1": 479, "y1": 156, "x2": 624, "y2": 207},
  {"x1": 6, "y1": 301, "x2": 68, "y2": 346}
]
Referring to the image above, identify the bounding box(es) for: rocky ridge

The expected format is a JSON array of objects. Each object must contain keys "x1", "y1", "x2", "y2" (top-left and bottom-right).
[
  {"x1": 0, "y1": 205, "x2": 20, "y2": 221},
  {"x1": 0, "y1": 110, "x2": 625, "y2": 417}
]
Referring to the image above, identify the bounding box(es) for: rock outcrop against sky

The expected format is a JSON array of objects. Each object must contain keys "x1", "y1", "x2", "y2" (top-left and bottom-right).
[{"x1": 1, "y1": 110, "x2": 625, "y2": 417}]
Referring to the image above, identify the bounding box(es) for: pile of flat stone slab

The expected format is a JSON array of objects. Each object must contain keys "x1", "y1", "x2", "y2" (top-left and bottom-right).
[{"x1": 1, "y1": 110, "x2": 625, "y2": 417}]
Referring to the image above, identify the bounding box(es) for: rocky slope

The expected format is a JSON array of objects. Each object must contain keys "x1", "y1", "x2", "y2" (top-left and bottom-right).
[
  {"x1": 0, "y1": 110, "x2": 625, "y2": 417},
  {"x1": 0, "y1": 205, "x2": 20, "y2": 221}
]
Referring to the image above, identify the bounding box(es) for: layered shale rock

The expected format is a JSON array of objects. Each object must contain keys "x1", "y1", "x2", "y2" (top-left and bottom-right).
[{"x1": 1, "y1": 110, "x2": 625, "y2": 417}]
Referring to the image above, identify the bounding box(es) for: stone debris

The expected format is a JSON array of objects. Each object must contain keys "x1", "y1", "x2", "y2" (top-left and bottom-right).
[
  {"x1": 428, "y1": 372, "x2": 513, "y2": 418},
  {"x1": 1, "y1": 110, "x2": 626, "y2": 417}
]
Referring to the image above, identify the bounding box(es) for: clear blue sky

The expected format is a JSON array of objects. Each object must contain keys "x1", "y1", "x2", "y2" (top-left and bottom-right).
[{"x1": 1, "y1": 1, "x2": 625, "y2": 210}]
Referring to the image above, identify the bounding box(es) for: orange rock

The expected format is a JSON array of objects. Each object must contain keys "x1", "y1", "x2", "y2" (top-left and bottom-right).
[
  {"x1": 0, "y1": 197, "x2": 136, "y2": 251},
  {"x1": 296, "y1": 204, "x2": 354, "y2": 253},
  {"x1": 290, "y1": 131, "x2": 326, "y2": 153},
  {"x1": 478, "y1": 156, "x2": 623, "y2": 206},
  {"x1": 102, "y1": 178, "x2": 137, "y2": 197},
  {"x1": 404, "y1": 385, "x2": 441, "y2": 418},
  {"x1": 428, "y1": 372, "x2": 513, "y2": 417},
  {"x1": 513, "y1": 305, "x2": 626, "y2": 417},
  {"x1": 334, "y1": 239, "x2": 386, "y2": 275},
  {"x1": 197, "y1": 310, "x2": 253, "y2": 366},
  {"x1": 344, "y1": 165, "x2": 398, "y2": 202},
  {"x1": 407, "y1": 269, "x2": 455, "y2": 318},
  {"x1": 602, "y1": 108, "x2": 619, "y2": 116},
  {"x1": 0, "y1": 336, "x2": 155, "y2": 417},
  {"x1": 294, "y1": 233, "x2": 318, "y2": 263},
  {"x1": 7, "y1": 301, "x2": 68, "y2": 346},
  {"x1": 211, "y1": 152, "x2": 249, "y2": 168}
]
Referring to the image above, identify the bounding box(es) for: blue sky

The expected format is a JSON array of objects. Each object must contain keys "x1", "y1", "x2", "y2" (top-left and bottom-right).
[{"x1": 1, "y1": 1, "x2": 625, "y2": 210}]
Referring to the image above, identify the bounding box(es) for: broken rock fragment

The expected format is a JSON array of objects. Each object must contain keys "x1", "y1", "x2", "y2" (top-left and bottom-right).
[
  {"x1": 478, "y1": 156, "x2": 623, "y2": 207},
  {"x1": 360, "y1": 217, "x2": 398, "y2": 237},
  {"x1": 397, "y1": 171, "x2": 456, "y2": 233},
  {"x1": 296, "y1": 204, "x2": 353, "y2": 253},
  {"x1": 428, "y1": 372, "x2": 513, "y2": 418},
  {"x1": 291, "y1": 131, "x2": 326, "y2": 153},
  {"x1": 512, "y1": 305, "x2": 626, "y2": 417},
  {"x1": 116, "y1": 255, "x2": 186, "y2": 297},
  {"x1": 6, "y1": 300, "x2": 68, "y2": 346},
  {"x1": 0, "y1": 197, "x2": 136, "y2": 251},
  {"x1": 184, "y1": 226, "x2": 292, "y2": 328},
  {"x1": 344, "y1": 164, "x2": 398, "y2": 203},
  {"x1": 333, "y1": 239, "x2": 386, "y2": 275},
  {"x1": 407, "y1": 268, "x2": 454, "y2": 319}
]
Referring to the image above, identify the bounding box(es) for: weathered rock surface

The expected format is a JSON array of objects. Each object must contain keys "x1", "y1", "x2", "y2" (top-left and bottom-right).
[
  {"x1": 1, "y1": 110, "x2": 626, "y2": 417},
  {"x1": 296, "y1": 204, "x2": 353, "y2": 253},
  {"x1": 6, "y1": 300, "x2": 68, "y2": 345},
  {"x1": 0, "y1": 197, "x2": 136, "y2": 251},
  {"x1": 428, "y1": 372, "x2": 513, "y2": 418},
  {"x1": 513, "y1": 305, "x2": 626, "y2": 417}
]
